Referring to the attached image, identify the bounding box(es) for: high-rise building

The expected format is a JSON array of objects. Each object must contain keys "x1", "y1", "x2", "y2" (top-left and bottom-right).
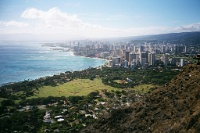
[
  {"x1": 140, "y1": 58, "x2": 147, "y2": 68},
  {"x1": 109, "y1": 45, "x2": 114, "y2": 51},
  {"x1": 131, "y1": 61, "x2": 137, "y2": 69},
  {"x1": 132, "y1": 53, "x2": 139, "y2": 65},
  {"x1": 180, "y1": 58, "x2": 185, "y2": 67},
  {"x1": 133, "y1": 46, "x2": 136, "y2": 53},
  {"x1": 139, "y1": 46, "x2": 144, "y2": 53},
  {"x1": 171, "y1": 58, "x2": 177, "y2": 66},
  {"x1": 184, "y1": 46, "x2": 187, "y2": 53},
  {"x1": 148, "y1": 53, "x2": 155, "y2": 66},
  {"x1": 129, "y1": 53, "x2": 137, "y2": 64},
  {"x1": 119, "y1": 49, "x2": 124, "y2": 60},
  {"x1": 125, "y1": 51, "x2": 130, "y2": 62},
  {"x1": 124, "y1": 60, "x2": 128, "y2": 68},
  {"x1": 140, "y1": 52, "x2": 148, "y2": 67},
  {"x1": 162, "y1": 45, "x2": 166, "y2": 53},
  {"x1": 112, "y1": 56, "x2": 121, "y2": 67},
  {"x1": 163, "y1": 54, "x2": 168, "y2": 67},
  {"x1": 140, "y1": 52, "x2": 148, "y2": 64},
  {"x1": 171, "y1": 46, "x2": 175, "y2": 53},
  {"x1": 115, "y1": 49, "x2": 121, "y2": 56},
  {"x1": 175, "y1": 45, "x2": 186, "y2": 55},
  {"x1": 109, "y1": 60, "x2": 113, "y2": 67}
]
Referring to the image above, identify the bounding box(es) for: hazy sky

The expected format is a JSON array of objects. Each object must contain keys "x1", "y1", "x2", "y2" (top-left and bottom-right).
[{"x1": 0, "y1": 0, "x2": 200, "y2": 40}]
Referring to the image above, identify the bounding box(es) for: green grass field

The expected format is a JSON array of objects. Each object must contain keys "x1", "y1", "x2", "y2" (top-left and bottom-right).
[
  {"x1": 28, "y1": 78, "x2": 155, "y2": 99},
  {"x1": 29, "y1": 78, "x2": 119, "y2": 98},
  {"x1": 133, "y1": 84, "x2": 154, "y2": 93},
  {"x1": 113, "y1": 80, "x2": 128, "y2": 84}
]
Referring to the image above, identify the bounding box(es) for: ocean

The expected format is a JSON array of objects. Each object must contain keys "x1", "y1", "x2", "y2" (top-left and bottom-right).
[{"x1": 0, "y1": 42, "x2": 106, "y2": 85}]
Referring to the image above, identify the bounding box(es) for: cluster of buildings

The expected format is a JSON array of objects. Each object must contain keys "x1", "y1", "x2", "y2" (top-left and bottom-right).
[
  {"x1": 109, "y1": 44, "x2": 188, "y2": 69},
  {"x1": 71, "y1": 41, "x2": 189, "y2": 69}
]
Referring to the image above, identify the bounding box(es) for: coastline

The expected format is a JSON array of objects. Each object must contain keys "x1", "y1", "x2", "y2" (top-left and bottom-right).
[
  {"x1": 78, "y1": 55, "x2": 108, "y2": 65},
  {"x1": 0, "y1": 48, "x2": 107, "y2": 87},
  {"x1": 49, "y1": 46, "x2": 109, "y2": 67},
  {"x1": 47, "y1": 45, "x2": 108, "y2": 64}
]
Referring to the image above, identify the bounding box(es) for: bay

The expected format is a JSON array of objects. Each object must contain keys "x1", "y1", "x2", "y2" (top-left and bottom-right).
[{"x1": 0, "y1": 42, "x2": 106, "y2": 85}]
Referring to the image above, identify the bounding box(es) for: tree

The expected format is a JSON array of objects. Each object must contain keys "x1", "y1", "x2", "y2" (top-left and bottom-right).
[{"x1": 1, "y1": 99, "x2": 14, "y2": 107}]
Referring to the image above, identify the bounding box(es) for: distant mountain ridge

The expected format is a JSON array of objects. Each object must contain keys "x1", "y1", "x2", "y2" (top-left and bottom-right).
[
  {"x1": 128, "y1": 32, "x2": 200, "y2": 44},
  {"x1": 95, "y1": 32, "x2": 200, "y2": 45},
  {"x1": 1, "y1": 32, "x2": 200, "y2": 45}
]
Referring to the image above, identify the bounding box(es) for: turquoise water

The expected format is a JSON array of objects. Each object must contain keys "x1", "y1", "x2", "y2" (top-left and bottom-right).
[{"x1": 0, "y1": 42, "x2": 106, "y2": 85}]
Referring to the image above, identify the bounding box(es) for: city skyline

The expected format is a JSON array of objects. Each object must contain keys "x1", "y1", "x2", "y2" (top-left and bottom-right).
[{"x1": 0, "y1": 0, "x2": 200, "y2": 40}]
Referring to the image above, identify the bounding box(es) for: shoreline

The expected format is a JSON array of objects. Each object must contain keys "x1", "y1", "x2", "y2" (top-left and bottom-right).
[
  {"x1": 52, "y1": 47, "x2": 109, "y2": 68},
  {"x1": 0, "y1": 51, "x2": 107, "y2": 87},
  {"x1": 47, "y1": 45, "x2": 109, "y2": 64}
]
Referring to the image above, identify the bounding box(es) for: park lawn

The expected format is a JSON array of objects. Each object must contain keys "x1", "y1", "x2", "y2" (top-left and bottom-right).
[
  {"x1": 133, "y1": 84, "x2": 155, "y2": 93},
  {"x1": 28, "y1": 78, "x2": 155, "y2": 99},
  {"x1": 29, "y1": 78, "x2": 119, "y2": 98},
  {"x1": 113, "y1": 80, "x2": 127, "y2": 84}
]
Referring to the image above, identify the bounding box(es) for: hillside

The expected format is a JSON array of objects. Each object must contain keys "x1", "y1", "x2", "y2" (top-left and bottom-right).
[
  {"x1": 82, "y1": 64, "x2": 200, "y2": 133},
  {"x1": 128, "y1": 32, "x2": 200, "y2": 45}
]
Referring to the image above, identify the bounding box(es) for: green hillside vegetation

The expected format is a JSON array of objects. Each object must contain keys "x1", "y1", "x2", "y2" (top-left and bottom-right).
[
  {"x1": 0, "y1": 66, "x2": 180, "y2": 132},
  {"x1": 0, "y1": 67, "x2": 179, "y2": 103},
  {"x1": 0, "y1": 97, "x2": 5, "y2": 106},
  {"x1": 82, "y1": 64, "x2": 200, "y2": 133}
]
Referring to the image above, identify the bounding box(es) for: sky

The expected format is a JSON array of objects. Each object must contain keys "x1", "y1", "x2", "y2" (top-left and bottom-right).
[{"x1": 0, "y1": 0, "x2": 200, "y2": 40}]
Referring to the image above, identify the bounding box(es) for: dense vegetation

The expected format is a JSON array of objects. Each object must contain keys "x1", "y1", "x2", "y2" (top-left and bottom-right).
[
  {"x1": 0, "y1": 67, "x2": 179, "y2": 100},
  {"x1": 0, "y1": 66, "x2": 180, "y2": 132},
  {"x1": 101, "y1": 67, "x2": 179, "y2": 88},
  {"x1": 82, "y1": 64, "x2": 200, "y2": 133}
]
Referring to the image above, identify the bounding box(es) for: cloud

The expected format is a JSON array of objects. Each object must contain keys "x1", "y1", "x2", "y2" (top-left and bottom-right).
[
  {"x1": 20, "y1": 7, "x2": 200, "y2": 38},
  {"x1": 21, "y1": 7, "x2": 104, "y2": 34},
  {"x1": 21, "y1": 8, "x2": 44, "y2": 19},
  {"x1": 0, "y1": 20, "x2": 29, "y2": 27},
  {"x1": 174, "y1": 23, "x2": 200, "y2": 32},
  {"x1": 20, "y1": 7, "x2": 168, "y2": 38},
  {"x1": 1, "y1": 7, "x2": 200, "y2": 40}
]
